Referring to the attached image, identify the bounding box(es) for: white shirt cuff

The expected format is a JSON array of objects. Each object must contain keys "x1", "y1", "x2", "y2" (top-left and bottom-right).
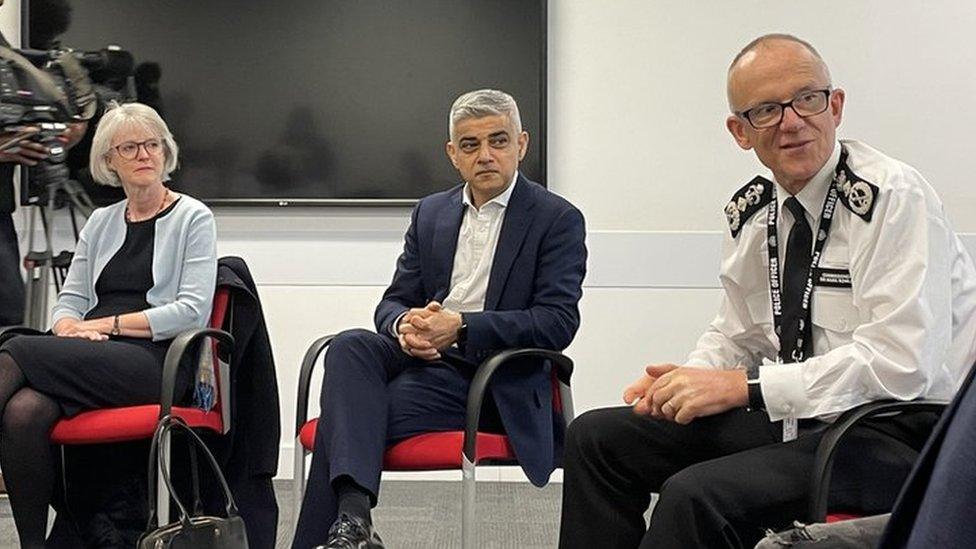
[
  {"x1": 390, "y1": 312, "x2": 407, "y2": 338},
  {"x1": 759, "y1": 362, "x2": 809, "y2": 421}
]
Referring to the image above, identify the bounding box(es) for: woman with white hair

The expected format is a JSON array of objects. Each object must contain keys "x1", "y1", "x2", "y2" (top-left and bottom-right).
[{"x1": 0, "y1": 102, "x2": 216, "y2": 547}]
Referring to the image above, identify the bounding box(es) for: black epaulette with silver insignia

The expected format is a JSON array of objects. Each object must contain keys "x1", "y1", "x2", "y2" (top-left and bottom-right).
[
  {"x1": 833, "y1": 162, "x2": 879, "y2": 222},
  {"x1": 725, "y1": 175, "x2": 773, "y2": 238}
]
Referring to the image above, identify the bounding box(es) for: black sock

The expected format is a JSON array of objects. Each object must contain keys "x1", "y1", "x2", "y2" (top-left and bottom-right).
[{"x1": 335, "y1": 476, "x2": 372, "y2": 524}]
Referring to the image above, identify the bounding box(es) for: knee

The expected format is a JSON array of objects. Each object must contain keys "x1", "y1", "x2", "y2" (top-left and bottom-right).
[
  {"x1": 1, "y1": 389, "x2": 58, "y2": 434},
  {"x1": 658, "y1": 466, "x2": 710, "y2": 509},
  {"x1": 318, "y1": 329, "x2": 391, "y2": 400},
  {"x1": 565, "y1": 407, "x2": 633, "y2": 462},
  {"x1": 0, "y1": 350, "x2": 18, "y2": 372},
  {"x1": 327, "y1": 328, "x2": 383, "y2": 358}
]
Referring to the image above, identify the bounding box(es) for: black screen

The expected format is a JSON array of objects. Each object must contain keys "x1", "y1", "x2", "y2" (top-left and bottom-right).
[{"x1": 33, "y1": 0, "x2": 545, "y2": 204}]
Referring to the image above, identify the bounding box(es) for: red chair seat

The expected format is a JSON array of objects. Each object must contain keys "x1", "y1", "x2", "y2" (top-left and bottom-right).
[
  {"x1": 298, "y1": 418, "x2": 516, "y2": 470},
  {"x1": 51, "y1": 404, "x2": 223, "y2": 445},
  {"x1": 825, "y1": 512, "x2": 862, "y2": 523}
]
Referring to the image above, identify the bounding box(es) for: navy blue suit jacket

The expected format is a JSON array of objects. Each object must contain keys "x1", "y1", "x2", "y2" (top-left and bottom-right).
[
  {"x1": 374, "y1": 175, "x2": 587, "y2": 486},
  {"x1": 877, "y1": 362, "x2": 976, "y2": 549}
]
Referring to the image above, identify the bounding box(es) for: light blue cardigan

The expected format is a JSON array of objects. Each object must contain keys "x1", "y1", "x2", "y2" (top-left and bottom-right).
[{"x1": 51, "y1": 194, "x2": 218, "y2": 341}]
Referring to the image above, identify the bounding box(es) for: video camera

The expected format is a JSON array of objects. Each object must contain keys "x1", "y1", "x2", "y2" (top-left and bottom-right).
[{"x1": 0, "y1": 43, "x2": 132, "y2": 205}]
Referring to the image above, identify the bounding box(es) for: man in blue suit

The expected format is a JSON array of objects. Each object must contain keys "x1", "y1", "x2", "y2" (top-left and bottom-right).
[{"x1": 292, "y1": 89, "x2": 587, "y2": 549}]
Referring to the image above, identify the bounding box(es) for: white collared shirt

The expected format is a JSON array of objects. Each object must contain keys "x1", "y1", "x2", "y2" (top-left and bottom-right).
[
  {"x1": 773, "y1": 143, "x2": 841, "y2": 267},
  {"x1": 686, "y1": 140, "x2": 976, "y2": 422},
  {"x1": 442, "y1": 173, "x2": 518, "y2": 313},
  {"x1": 389, "y1": 173, "x2": 518, "y2": 337}
]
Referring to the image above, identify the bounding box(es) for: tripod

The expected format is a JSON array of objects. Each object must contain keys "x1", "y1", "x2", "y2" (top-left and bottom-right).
[{"x1": 22, "y1": 176, "x2": 94, "y2": 330}]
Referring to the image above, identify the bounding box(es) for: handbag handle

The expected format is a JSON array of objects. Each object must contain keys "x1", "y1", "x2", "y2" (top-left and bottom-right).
[{"x1": 145, "y1": 415, "x2": 241, "y2": 529}]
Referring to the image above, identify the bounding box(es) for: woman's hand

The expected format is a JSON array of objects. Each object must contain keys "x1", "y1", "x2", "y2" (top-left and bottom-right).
[
  {"x1": 53, "y1": 318, "x2": 109, "y2": 341},
  {"x1": 63, "y1": 330, "x2": 109, "y2": 342}
]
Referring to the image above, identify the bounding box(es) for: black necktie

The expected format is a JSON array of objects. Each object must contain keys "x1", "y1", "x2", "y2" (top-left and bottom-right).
[{"x1": 780, "y1": 196, "x2": 813, "y2": 362}]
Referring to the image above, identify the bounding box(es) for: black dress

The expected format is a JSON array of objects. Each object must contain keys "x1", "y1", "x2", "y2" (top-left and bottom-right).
[{"x1": 0, "y1": 199, "x2": 192, "y2": 416}]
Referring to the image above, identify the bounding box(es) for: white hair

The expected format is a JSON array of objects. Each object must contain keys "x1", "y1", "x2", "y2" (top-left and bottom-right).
[
  {"x1": 448, "y1": 89, "x2": 522, "y2": 140},
  {"x1": 89, "y1": 102, "x2": 179, "y2": 187}
]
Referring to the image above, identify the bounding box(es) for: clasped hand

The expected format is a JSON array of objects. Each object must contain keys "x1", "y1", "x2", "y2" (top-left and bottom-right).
[
  {"x1": 396, "y1": 301, "x2": 462, "y2": 361},
  {"x1": 622, "y1": 364, "x2": 748, "y2": 424}
]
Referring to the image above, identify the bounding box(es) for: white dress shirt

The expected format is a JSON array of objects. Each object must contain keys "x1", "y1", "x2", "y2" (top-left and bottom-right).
[
  {"x1": 441, "y1": 174, "x2": 517, "y2": 313},
  {"x1": 390, "y1": 172, "x2": 518, "y2": 336},
  {"x1": 686, "y1": 140, "x2": 976, "y2": 422}
]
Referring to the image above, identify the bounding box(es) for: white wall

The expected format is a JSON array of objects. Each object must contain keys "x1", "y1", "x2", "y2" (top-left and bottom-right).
[
  {"x1": 550, "y1": 1, "x2": 976, "y2": 232},
  {"x1": 4, "y1": 1, "x2": 976, "y2": 481}
]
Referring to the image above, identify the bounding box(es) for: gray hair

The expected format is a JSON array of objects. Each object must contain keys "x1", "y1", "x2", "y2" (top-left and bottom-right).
[
  {"x1": 89, "y1": 101, "x2": 179, "y2": 187},
  {"x1": 729, "y1": 33, "x2": 827, "y2": 74},
  {"x1": 727, "y1": 33, "x2": 832, "y2": 110},
  {"x1": 448, "y1": 89, "x2": 522, "y2": 140}
]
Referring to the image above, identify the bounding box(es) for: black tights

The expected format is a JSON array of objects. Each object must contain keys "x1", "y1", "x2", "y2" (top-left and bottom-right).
[{"x1": 0, "y1": 351, "x2": 62, "y2": 549}]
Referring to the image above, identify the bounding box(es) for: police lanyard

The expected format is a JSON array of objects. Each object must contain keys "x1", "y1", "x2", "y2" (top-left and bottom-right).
[{"x1": 765, "y1": 166, "x2": 842, "y2": 363}]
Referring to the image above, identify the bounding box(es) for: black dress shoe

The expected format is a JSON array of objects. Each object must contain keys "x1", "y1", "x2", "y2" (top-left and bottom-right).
[{"x1": 317, "y1": 513, "x2": 385, "y2": 549}]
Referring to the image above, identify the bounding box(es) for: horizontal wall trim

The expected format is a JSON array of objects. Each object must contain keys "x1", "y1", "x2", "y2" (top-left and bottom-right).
[
  {"x1": 218, "y1": 230, "x2": 976, "y2": 289},
  {"x1": 20, "y1": 220, "x2": 976, "y2": 290},
  {"x1": 215, "y1": 230, "x2": 728, "y2": 288}
]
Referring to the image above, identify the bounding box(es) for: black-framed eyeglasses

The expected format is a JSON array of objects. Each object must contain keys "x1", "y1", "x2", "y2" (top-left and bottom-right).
[
  {"x1": 737, "y1": 89, "x2": 832, "y2": 129},
  {"x1": 112, "y1": 138, "x2": 163, "y2": 160}
]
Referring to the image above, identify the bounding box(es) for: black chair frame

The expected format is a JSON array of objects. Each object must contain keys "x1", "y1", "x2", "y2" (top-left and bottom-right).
[{"x1": 292, "y1": 333, "x2": 574, "y2": 549}]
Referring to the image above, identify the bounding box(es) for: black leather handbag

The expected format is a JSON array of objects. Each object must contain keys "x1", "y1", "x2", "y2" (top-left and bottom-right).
[{"x1": 138, "y1": 415, "x2": 249, "y2": 549}]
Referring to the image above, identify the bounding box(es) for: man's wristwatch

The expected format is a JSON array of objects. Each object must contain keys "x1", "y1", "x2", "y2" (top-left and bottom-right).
[
  {"x1": 456, "y1": 313, "x2": 468, "y2": 347},
  {"x1": 746, "y1": 364, "x2": 765, "y2": 411}
]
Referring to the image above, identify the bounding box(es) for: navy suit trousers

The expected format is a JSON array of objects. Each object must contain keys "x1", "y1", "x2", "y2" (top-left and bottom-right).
[{"x1": 291, "y1": 328, "x2": 501, "y2": 549}]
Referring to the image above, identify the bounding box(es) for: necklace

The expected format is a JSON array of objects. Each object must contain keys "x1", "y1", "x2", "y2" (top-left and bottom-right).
[{"x1": 126, "y1": 189, "x2": 170, "y2": 222}]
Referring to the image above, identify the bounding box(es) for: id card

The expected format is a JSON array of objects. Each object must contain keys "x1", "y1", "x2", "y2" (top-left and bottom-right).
[{"x1": 783, "y1": 416, "x2": 798, "y2": 442}]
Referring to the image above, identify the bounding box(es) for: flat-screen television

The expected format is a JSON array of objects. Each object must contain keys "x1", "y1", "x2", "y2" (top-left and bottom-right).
[{"x1": 25, "y1": 0, "x2": 547, "y2": 205}]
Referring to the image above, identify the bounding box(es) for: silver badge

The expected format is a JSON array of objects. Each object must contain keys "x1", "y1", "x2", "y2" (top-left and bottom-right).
[
  {"x1": 745, "y1": 183, "x2": 764, "y2": 205},
  {"x1": 835, "y1": 169, "x2": 848, "y2": 188},
  {"x1": 768, "y1": 235, "x2": 777, "y2": 247},
  {"x1": 848, "y1": 181, "x2": 874, "y2": 215},
  {"x1": 818, "y1": 229, "x2": 827, "y2": 241},
  {"x1": 726, "y1": 202, "x2": 741, "y2": 231}
]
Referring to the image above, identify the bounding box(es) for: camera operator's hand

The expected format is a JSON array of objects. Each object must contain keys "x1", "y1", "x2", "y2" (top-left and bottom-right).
[
  {"x1": 0, "y1": 127, "x2": 49, "y2": 166},
  {"x1": 0, "y1": 122, "x2": 86, "y2": 166},
  {"x1": 62, "y1": 122, "x2": 88, "y2": 149}
]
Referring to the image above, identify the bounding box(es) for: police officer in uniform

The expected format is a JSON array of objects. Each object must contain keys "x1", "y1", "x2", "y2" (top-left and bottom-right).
[{"x1": 557, "y1": 33, "x2": 976, "y2": 549}]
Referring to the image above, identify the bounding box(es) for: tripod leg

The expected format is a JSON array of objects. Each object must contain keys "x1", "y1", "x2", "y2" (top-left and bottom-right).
[{"x1": 22, "y1": 207, "x2": 48, "y2": 330}]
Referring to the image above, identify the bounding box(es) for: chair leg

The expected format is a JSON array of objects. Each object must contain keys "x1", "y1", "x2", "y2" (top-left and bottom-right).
[
  {"x1": 59, "y1": 446, "x2": 68, "y2": 498},
  {"x1": 293, "y1": 437, "x2": 307, "y2": 528},
  {"x1": 157, "y1": 430, "x2": 170, "y2": 525},
  {"x1": 461, "y1": 455, "x2": 477, "y2": 549}
]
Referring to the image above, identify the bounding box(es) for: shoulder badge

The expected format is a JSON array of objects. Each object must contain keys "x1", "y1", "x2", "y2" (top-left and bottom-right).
[
  {"x1": 725, "y1": 176, "x2": 773, "y2": 238},
  {"x1": 834, "y1": 149, "x2": 880, "y2": 222}
]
